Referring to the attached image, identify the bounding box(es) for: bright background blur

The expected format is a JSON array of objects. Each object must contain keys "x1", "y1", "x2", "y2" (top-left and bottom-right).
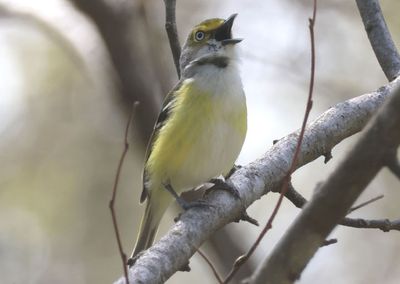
[{"x1": 1, "y1": 0, "x2": 399, "y2": 283}]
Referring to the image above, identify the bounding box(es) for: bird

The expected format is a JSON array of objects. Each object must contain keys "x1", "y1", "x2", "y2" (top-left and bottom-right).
[{"x1": 130, "y1": 14, "x2": 247, "y2": 261}]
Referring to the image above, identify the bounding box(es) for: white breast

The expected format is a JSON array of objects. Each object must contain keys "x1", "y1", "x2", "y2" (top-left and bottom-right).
[
  {"x1": 193, "y1": 60, "x2": 245, "y2": 105},
  {"x1": 172, "y1": 62, "x2": 247, "y2": 190}
]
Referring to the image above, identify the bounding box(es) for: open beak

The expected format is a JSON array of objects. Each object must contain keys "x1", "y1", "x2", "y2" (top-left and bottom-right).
[{"x1": 214, "y1": 13, "x2": 243, "y2": 46}]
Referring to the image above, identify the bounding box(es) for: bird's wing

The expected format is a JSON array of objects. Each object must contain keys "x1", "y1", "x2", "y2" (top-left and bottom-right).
[{"x1": 140, "y1": 80, "x2": 184, "y2": 203}]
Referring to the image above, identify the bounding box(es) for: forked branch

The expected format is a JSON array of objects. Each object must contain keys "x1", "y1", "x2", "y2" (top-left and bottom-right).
[
  {"x1": 114, "y1": 77, "x2": 400, "y2": 284},
  {"x1": 246, "y1": 83, "x2": 400, "y2": 284}
]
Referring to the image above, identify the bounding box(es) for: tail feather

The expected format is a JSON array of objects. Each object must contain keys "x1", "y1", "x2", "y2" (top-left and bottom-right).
[
  {"x1": 131, "y1": 189, "x2": 170, "y2": 258},
  {"x1": 131, "y1": 202, "x2": 158, "y2": 257}
]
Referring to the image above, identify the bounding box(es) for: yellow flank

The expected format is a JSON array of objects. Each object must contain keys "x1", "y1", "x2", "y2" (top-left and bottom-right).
[
  {"x1": 146, "y1": 79, "x2": 246, "y2": 193},
  {"x1": 233, "y1": 104, "x2": 247, "y2": 136},
  {"x1": 152, "y1": 81, "x2": 209, "y2": 176}
]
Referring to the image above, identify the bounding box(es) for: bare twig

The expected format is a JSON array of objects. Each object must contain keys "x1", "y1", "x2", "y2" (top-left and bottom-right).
[
  {"x1": 341, "y1": 217, "x2": 400, "y2": 232},
  {"x1": 282, "y1": 186, "x2": 398, "y2": 232},
  {"x1": 197, "y1": 249, "x2": 223, "y2": 284},
  {"x1": 222, "y1": 2, "x2": 317, "y2": 283},
  {"x1": 356, "y1": 0, "x2": 400, "y2": 81},
  {"x1": 109, "y1": 102, "x2": 139, "y2": 284},
  {"x1": 321, "y1": 239, "x2": 337, "y2": 247},
  {"x1": 247, "y1": 83, "x2": 400, "y2": 284},
  {"x1": 283, "y1": 186, "x2": 395, "y2": 230},
  {"x1": 279, "y1": 182, "x2": 307, "y2": 209},
  {"x1": 348, "y1": 194, "x2": 384, "y2": 213},
  {"x1": 163, "y1": 0, "x2": 181, "y2": 77},
  {"x1": 114, "y1": 78, "x2": 400, "y2": 284}
]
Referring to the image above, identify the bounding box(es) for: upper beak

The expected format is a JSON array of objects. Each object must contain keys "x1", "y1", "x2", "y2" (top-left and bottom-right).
[{"x1": 214, "y1": 13, "x2": 243, "y2": 45}]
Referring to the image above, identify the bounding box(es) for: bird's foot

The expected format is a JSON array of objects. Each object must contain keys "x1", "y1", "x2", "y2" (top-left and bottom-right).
[
  {"x1": 173, "y1": 199, "x2": 213, "y2": 222},
  {"x1": 205, "y1": 178, "x2": 241, "y2": 200},
  {"x1": 204, "y1": 178, "x2": 258, "y2": 226},
  {"x1": 163, "y1": 182, "x2": 213, "y2": 211}
]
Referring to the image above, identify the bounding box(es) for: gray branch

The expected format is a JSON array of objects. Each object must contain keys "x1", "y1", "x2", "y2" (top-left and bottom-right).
[
  {"x1": 163, "y1": 0, "x2": 181, "y2": 78},
  {"x1": 356, "y1": 0, "x2": 400, "y2": 81},
  {"x1": 247, "y1": 81, "x2": 400, "y2": 284},
  {"x1": 385, "y1": 147, "x2": 400, "y2": 179},
  {"x1": 114, "y1": 77, "x2": 400, "y2": 284}
]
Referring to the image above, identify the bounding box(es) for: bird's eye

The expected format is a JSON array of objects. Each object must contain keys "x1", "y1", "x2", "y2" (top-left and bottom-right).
[{"x1": 194, "y1": 31, "x2": 205, "y2": 41}]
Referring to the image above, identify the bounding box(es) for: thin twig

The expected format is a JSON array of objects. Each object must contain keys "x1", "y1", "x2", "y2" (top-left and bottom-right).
[
  {"x1": 163, "y1": 0, "x2": 181, "y2": 77},
  {"x1": 109, "y1": 102, "x2": 139, "y2": 284},
  {"x1": 197, "y1": 249, "x2": 223, "y2": 284},
  {"x1": 279, "y1": 182, "x2": 308, "y2": 209},
  {"x1": 282, "y1": 185, "x2": 399, "y2": 232},
  {"x1": 341, "y1": 217, "x2": 400, "y2": 232},
  {"x1": 356, "y1": 0, "x2": 400, "y2": 81},
  {"x1": 222, "y1": 2, "x2": 317, "y2": 283},
  {"x1": 321, "y1": 238, "x2": 337, "y2": 247},
  {"x1": 348, "y1": 194, "x2": 384, "y2": 213}
]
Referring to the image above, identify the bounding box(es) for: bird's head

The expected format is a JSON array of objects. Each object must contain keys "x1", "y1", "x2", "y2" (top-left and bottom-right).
[{"x1": 179, "y1": 14, "x2": 242, "y2": 73}]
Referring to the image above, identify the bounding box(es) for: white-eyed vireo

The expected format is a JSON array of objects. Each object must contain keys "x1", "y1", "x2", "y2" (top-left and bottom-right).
[{"x1": 130, "y1": 14, "x2": 247, "y2": 260}]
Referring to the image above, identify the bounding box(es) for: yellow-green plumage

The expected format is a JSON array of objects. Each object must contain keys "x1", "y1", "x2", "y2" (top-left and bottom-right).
[
  {"x1": 131, "y1": 15, "x2": 246, "y2": 259},
  {"x1": 147, "y1": 80, "x2": 246, "y2": 190}
]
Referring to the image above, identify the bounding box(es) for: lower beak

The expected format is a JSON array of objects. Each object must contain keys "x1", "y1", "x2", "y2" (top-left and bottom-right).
[{"x1": 221, "y1": 38, "x2": 243, "y2": 46}]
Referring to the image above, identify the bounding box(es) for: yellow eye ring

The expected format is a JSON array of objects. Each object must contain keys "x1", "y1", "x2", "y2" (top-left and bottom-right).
[{"x1": 194, "y1": 31, "x2": 205, "y2": 41}]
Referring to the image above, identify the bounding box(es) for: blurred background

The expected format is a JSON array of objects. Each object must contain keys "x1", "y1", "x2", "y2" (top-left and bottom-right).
[{"x1": 1, "y1": 0, "x2": 399, "y2": 283}]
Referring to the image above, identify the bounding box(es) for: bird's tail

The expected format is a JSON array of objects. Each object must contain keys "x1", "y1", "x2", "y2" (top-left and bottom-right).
[{"x1": 130, "y1": 189, "x2": 170, "y2": 258}]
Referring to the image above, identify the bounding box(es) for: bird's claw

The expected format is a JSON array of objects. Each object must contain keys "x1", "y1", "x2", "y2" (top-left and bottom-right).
[{"x1": 205, "y1": 178, "x2": 241, "y2": 200}]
